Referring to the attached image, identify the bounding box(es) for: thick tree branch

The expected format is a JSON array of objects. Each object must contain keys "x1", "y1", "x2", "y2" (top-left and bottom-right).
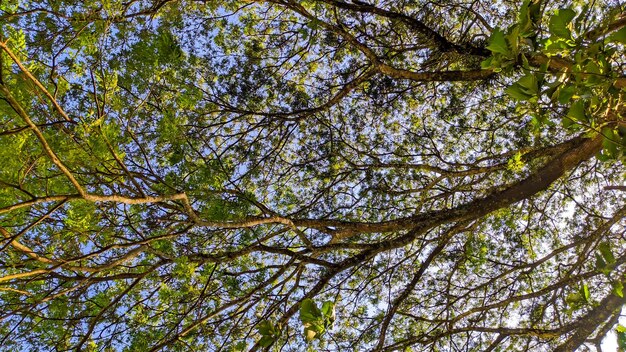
[
  {"x1": 554, "y1": 288, "x2": 626, "y2": 352},
  {"x1": 316, "y1": 0, "x2": 489, "y2": 56}
]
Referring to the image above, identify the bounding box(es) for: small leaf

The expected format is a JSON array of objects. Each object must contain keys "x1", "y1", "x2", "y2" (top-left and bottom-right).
[
  {"x1": 234, "y1": 341, "x2": 247, "y2": 351},
  {"x1": 565, "y1": 292, "x2": 582, "y2": 305},
  {"x1": 518, "y1": 0, "x2": 531, "y2": 30},
  {"x1": 618, "y1": 325, "x2": 626, "y2": 350},
  {"x1": 574, "y1": 4, "x2": 589, "y2": 32},
  {"x1": 584, "y1": 61, "x2": 604, "y2": 86},
  {"x1": 519, "y1": 0, "x2": 541, "y2": 37},
  {"x1": 480, "y1": 57, "x2": 494, "y2": 69},
  {"x1": 301, "y1": 299, "x2": 332, "y2": 342},
  {"x1": 582, "y1": 283, "x2": 590, "y2": 302},
  {"x1": 613, "y1": 281, "x2": 624, "y2": 298},
  {"x1": 561, "y1": 115, "x2": 573, "y2": 129},
  {"x1": 309, "y1": 321, "x2": 325, "y2": 334},
  {"x1": 602, "y1": 127, "x2": 619, "y2": 159},
  {"x1": 520, "y1": 53, "x2": 530, "y2": 69}
]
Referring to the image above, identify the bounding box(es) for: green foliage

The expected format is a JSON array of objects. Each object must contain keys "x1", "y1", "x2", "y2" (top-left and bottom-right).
[
  {"x1": 482, "y1": 26, "x2": 519, "y2": 72},
  {"x1": 565, "y1": 283, "x2": 590, "y2": 311},
  {"x1": 0, "y1": 1, "x2": 625, "y2": 351},
  {"x1": 299, "y1": 298, "x2": 335, "y2": 342},
  {"x1": 506, "y1": 73, "x2": 539, "y2": 101},
  {"x1": 506, "y1": 151, "x2": 525, "y2": 172},
  {"x1": 610, "y1": 27, "x2": 626, "y2": 44},
  {"x1": 486, "y1": 28, "x2": 509, "y2": 55},
  {"x1": 548, "y1": 9, "x2": 576, "y2": 40},
  {"x1": 256, "y1": 320, "x2": 281, "y2": 347},
  {"x1": 518, "y1": 0, "x2": 542, "y2": 38},
  {"x1": 618, "y1": 325, "x2": 626, "y2": 351},
  {"x1": 486, "y1": 4, "x2": 626, "y2": 161},
  {"x1": 0, "y1": 0, "x2": 20, "y2": 12}
]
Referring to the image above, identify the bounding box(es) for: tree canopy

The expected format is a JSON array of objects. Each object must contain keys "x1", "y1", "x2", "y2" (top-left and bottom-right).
[{"x1": 0, "y1": 0, "x2": 625, "y2": 351}]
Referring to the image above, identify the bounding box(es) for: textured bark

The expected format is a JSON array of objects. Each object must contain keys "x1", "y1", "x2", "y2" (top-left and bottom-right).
[
  {"x1": 317, "y1": 0, "x2": 490, "y2": 56},
  {"x1": 293, "y1": 134, "x2": 603, "y2": 240},
  {"x1": 554, "y1": 290, "x2": 626, "y2": 352}
]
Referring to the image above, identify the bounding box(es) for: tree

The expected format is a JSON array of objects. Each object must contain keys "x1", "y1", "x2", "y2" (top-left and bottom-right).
[{"x1": 0, "y1": 0, "x2": 625, "y2": 350}]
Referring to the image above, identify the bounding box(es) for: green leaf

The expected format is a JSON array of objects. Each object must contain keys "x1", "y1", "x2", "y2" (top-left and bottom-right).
[
  {"x1": 599, "y1": 242, "x2": 616, "y2": 265},
  {"x1": 549, "y1": 9, "x2": 576, "y2": 39},
  {"x1": 574, "y1": 5, "x2": 589, "y2": 32},
  {"x1": 518, "y1": 0, "x2": 531, "y2": 31},
  {"x1": 618, "y1": 325, "x2": 626, "y2": 351},
  {"x1": 582, "y1": 283, "x2": 590, "y2": 302},
  {"x1": 557, "y1": 85, "x2": 576, "y2": 104},
  {"x1": 567, "y1": 100, "x2": 587, "y2": 123},
  {"x1": 234, "y1": 341, "x2": 247, "y2": 351},
  {"x1": 480, "y1": 57, "x2": 494, "y2": 69},
  {"x1": 506, "y1": 25, "x2": 520, "y2": 55},
  {"x1": 321, "y1": 301, "x2": 335, "y2": 320},
  {"x1": 303, "y1": 321, "x2": 326, "y2": 342},
  {"x1": 300, "y1": 299, "x2": 333, "y2": 342},
  {"x1": 259, "y1": 335, "x2": 275, "y2": 348},
  {"x1": 517, "y1": 74, "x2": 539, "y2": 95},
  {"x1": 602, "y1": 127, "x2": 619, "y2": 159},
  {"x1": 257, "y1": 320, "x2": 273, "y2": 336},
  {"x1": 486, "y1": 28, "x2": 510, "y2": 55},
  {"x1": 610, "y1": 27, "x2": 626, "y2": 44},
  {"x1": 322, "y1": 301, "x2": 336, "y2": 329},
  {"x1": 565, "y1": 292, "x2": 582, "y2": 305},
  {"x1": 300, "y1": 298, "x2": 322, "y2": 323},
  {"x1": 309, "y1": 321, "x2": 326, "y2": 333},
  {"x1": 0, "y1": 0, "x2": 19, "y2": 12},
  {"x1": 307, "y1": 18, "x2": 320, "y2": 31},
  {"x1": 613, "y1": 281, "x2": 624, "y2": 298},
  {"x1": 505, "y1": 84, "x2": 532, "y2": 101},
  {"x1": 583, "y1": 61, "x2": 604, "y2": 86},
  {"x1": 505, "y1": 74, "x2": 540, "y2": 101},
  {"x1": 519, "y1": 0, "x2": 542, "y2": 36},
  {"x1": 520, "y1": 53, "x2": 530, "y2": 69},
  {"x1": 595, "y1": 253, "x2": 607, "y2": 270},
  {"x1": 8, "y1": 29, "x2": 26, "y2": 52}
]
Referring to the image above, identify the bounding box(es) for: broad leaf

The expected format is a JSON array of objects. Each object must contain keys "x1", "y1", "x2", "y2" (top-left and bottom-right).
[
  {"x1": 610, "y1": 27, "x2": 626, "y2": 44},
  {"x1": 486, "y1": 28, "x2": 510, "y2": 55},
  {"x1": 549, "y1": 9, "x2": 576, "y2": 39},
  {"x1": 300, "y1": 298, "x2": 322, "y2": 323},
  {"x1": 567, "y1": 100, "x2": 586, "y2": 123},
  {"x1": 505, "y1": 84, "x2": 532, "y2": 101},
  {"x1": 598, "y1": 241, "x2": 616, "y2": 265}
]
